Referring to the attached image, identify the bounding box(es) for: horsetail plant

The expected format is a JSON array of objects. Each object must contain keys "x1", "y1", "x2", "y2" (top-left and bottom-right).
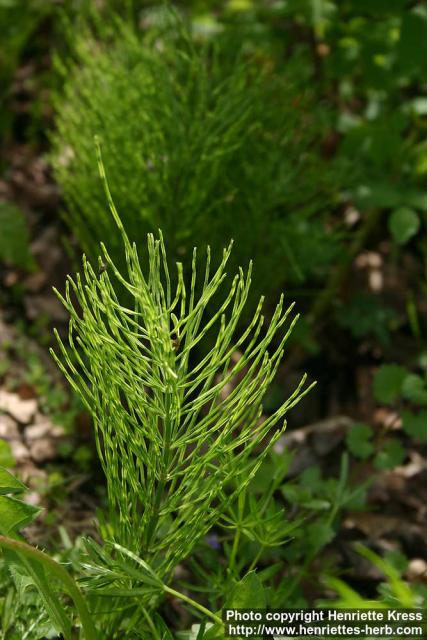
[
  {"x1": 0, "y1": 208, "x2": 314, "y2": 636},
  {"x1": 47, "y1": 151, "x2": 314, "y2": 632}
]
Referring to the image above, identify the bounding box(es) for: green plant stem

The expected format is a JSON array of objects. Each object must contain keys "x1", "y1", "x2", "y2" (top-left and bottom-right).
[
  {"x1": 144, "y1": 391, "x2": 173, "y2": 552},
  {"x1": 142, "y1": 607, "x2": 162, "y2": 640},
  {"x1": 0, "y1": 535, "x2": 99, "y2": 640},
  {"x1": 163, "y1": 584, "x2": 222, "y2": 626},
  {"x1": 247, "y1": 545, "x2": 265, "y2": 574},
  {"x1": 228, "y1": 528, "x2": 241, "y2": 575}
]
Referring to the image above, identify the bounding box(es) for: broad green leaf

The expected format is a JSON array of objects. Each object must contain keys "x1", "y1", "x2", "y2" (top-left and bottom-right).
[
  {"x1": 0, "y1": 435, "x2": 15, "y2": 468},
  {"x1": 401, "y1": 374, "x2": 427, "y2": 406},
  {"x1": 0, "y1": 537, "x2": 85, "y2": 640},
  {"x1": 226, "y1": 572, "x2": 267, "y2": 609},
  {"x1": 402, "y1": 410, "x2": 427, "y2": 442},
  {"x1": 388, "y1": 208, "x2": 420, "y2": 245},
  {"x1": 346, "y1": 424, "x2": 374, "y2": 460},
  {"x1": 24, "y1": 556, "x2": 73, "y2": 640},
  {"x1": 0, "y1": 466, "x2": 26, "y2": 495},
  {"x1": 0, "y1": 535, "x2": 99, "y2": 639},
  {"x1": 0, "y1": 470, "x2": 74, "y2": 637},
  {"x1": 374, "y1": 439, "x2": 405, "y2": 470},
  {"x1": 0, "y1": 496, "x2": 41, "y2": 535},
  {"x1": 373, "y1": 364, "x2": 406, "y2": 404}
]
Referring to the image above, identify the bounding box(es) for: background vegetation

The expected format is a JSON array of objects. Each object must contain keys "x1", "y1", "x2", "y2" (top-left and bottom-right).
[{"x1": 0, "y1": 0, "x2": 426, "y2": 638}]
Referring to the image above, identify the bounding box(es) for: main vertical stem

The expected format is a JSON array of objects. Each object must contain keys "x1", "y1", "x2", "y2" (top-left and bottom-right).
[{"x1": 144, "y1": 389, "x2": 173, "y2": 555}]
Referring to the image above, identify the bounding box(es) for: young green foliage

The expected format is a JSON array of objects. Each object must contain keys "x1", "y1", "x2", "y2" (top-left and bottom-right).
[{"x1": 51, "y1": 171, "x2": 314, "y2": 585}]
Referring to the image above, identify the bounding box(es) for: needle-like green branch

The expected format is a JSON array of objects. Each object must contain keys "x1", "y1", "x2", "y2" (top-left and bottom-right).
[{"x1": 51, "y1": 193, "x2": 313, "y2": 584}]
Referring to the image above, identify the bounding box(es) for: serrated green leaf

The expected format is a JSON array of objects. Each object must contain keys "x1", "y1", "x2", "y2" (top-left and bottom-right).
[
  {"x1": 388, "y1": 207, "x2": 420, "y2": 245},
  {"x1": 0, "y1": 496, "x2": 41, "y2": 535},
  {"x1": 373, "y1": 364, "x2": 406, "y2": 404},
  {"x1": 0, "y1": 466, "x2": 26, "y2": 495},
  {"x1": 402, "y1": 410, "x2": 427, "y2": 442},
  {"x1": 401, "y1": 374, "x2": 427, "y2": 406},
  {"x1": 0, "y1": 537, "x2": 80, "y2": 640},
  {"x1": 374, "y1": 439, "x2": 405, "y2": 470},
  {"x1": 346, "y1": 424, "x2": 374, "y2": 459}
]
